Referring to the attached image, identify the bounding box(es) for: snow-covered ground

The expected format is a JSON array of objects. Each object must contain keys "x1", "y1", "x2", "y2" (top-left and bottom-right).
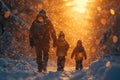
[
  {"x1": 0, "y1": 52, "x2": 120, "y2": 80},
  {"x1": 0, "y1": 56, "x2": 87, "y2": 80}
]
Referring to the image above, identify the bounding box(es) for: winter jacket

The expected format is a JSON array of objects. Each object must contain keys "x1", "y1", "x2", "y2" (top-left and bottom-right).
[
  {"x1": 56, "y1": 38, "x2": 69, "y2": 56},
  {"x1": 29, "y1": 19, "x2": 57, "y2": 47},
  {"x1": 71, "y1": 45, "x2": 86, "y2": 61}
]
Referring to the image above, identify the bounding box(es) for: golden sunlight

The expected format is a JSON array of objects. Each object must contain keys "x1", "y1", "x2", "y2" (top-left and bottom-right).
[
  {"x1": 65, "y1": 0, "x2": 89, "y2": 13},
  {"x1": 45, "y1": 0, "x2": 99, "y2": 66}
]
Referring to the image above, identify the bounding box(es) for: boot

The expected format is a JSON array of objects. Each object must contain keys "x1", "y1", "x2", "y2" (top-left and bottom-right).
[{"x1": 43, "y1": 67, "x2": 47, "y2": 72}]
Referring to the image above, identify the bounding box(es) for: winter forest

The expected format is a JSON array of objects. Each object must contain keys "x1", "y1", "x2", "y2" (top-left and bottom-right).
[{"x1": 0, "y1": 0, "x2": 120, "y2": 80}]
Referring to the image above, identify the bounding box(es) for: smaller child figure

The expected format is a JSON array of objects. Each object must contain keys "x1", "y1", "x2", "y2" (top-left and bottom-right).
[
  {"x1": 71, "y1": 40, "x2": 87, "y2": 70},
  {"x1": 56, "y1": 31, "x2": 69, "y2": 71}
]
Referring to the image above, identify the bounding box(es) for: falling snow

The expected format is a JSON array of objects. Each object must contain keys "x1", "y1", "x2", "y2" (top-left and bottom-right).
[{"x1": 0, "y1": 0, "x2": 120, "y2": 80}]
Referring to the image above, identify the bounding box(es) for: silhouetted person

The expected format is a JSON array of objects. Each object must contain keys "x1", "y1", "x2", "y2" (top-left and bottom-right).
[
  {"x1": 29, "y1": 10, "x2": 57, "y2": 72},
  {"x1": 71, "y1": 40, "x2": 87, "y2": 70},
  {"x1": 56, "y1": 31, "x2": 69, "y2": 71}
]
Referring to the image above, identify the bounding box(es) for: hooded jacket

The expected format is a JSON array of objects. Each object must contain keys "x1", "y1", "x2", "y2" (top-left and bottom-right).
[{"x1": 56, "y1": 38, "x2": 69, "y2": 56}]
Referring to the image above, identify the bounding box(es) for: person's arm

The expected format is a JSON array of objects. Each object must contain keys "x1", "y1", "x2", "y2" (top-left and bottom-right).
[
  {"x1": 71, "y1": 48, "x2": 76, "y2": 59},
  {"x1": 29, "y1": 21, "x2": 35, "y2": 47},
  {"x1": 48, "y1": 20, "x2": 57, "y2": 47},
  {"x1": 83, "y1": 47, "x2": 87, "y2": 59},
  {"x1": 65, "y1": 41, "x2": 69, "y2": 51}
]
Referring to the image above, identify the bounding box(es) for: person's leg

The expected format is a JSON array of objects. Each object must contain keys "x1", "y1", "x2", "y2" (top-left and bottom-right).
[
  {"x1": 76, "y1": 60, "x2": 79, "y2": 70},
  {"x1": 35, "y1": 46, "x2": 42, "y2": 72},
  {"x1": 43, "y1": 47, "x2": 49, "y2": 72},
  {"x1": 61, "y1": 56, "x2": 65, "y2": 71},
  {"x1": 57, "y1": 56, "x2": 61, "y2": 71},
  {"x1": 78, "y1": 60, "x2": 81, "y2": 70},
  {"x1": 79, "y1": 60, "x2": 83, "y2": 70}
]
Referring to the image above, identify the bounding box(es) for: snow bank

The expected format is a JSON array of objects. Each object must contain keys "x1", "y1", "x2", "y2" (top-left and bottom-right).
[{"x1": 89, "y1": 52, "x2": 120, "y2": 80}]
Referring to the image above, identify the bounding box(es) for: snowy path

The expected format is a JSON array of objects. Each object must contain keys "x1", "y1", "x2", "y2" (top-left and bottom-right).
[
  {"x1": 0, "y1": 52, "x2": 120, "y2": 80},
  {"x1": 0, "y1": 57, "x2": 88, "y2": 80}
]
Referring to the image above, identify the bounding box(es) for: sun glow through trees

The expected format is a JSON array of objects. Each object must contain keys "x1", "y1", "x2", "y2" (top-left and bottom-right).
[
  {"x1": 44, "y1": 0, "x2": 100, "y2": 66},
  {"x1": 65, "y1": 0, "x2": 89, "y2": 13}
]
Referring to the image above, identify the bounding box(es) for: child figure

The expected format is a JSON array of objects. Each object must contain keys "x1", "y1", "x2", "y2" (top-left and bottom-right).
[
  {"x1": 56, "y1": 31, "x2": 69, "y2": 71},
  {"x1": 71, "y1": 40, "x2": 87, "y2": 70}
]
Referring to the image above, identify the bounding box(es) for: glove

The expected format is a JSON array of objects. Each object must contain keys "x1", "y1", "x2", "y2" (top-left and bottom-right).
[
  {"x1": 30, "y1": 39, "x2": 34, "y2": 48},
  {"x1": 53, "y1": 41, "x2": 56, "y2": 47}
]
